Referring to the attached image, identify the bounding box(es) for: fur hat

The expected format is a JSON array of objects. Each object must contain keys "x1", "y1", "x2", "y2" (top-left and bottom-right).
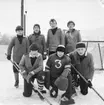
[
  {"x1": 76, "y1": 42, "x2": 86, "y2": 49},
  {"x1": 56, "y1": 45, "x2": 65, "y2": 53},
  {"x1": 15, "y1": 26, "x2": 23, "y2": 31}
]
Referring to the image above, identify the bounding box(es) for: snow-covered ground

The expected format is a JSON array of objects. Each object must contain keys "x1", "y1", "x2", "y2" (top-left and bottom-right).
[{"x1": 0, "y1": 61, "x2": 104, "y2": 105}]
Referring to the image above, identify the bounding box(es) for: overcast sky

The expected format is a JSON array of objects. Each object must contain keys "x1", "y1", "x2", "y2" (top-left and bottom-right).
[{"x1": 0, "y1": 0, "x2": 104, "y2": 35}]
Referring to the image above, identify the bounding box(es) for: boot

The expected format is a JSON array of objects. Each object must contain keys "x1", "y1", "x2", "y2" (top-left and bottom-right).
[
  {"x1": 60, "y1": 96, "x2": 75, "y2": 105},
  {"x1": 14, "y1": 73, "x2": 19, "y2": 88},
  {"x1": 14, "y1": 80, "x2": 19, "y2": 88}
]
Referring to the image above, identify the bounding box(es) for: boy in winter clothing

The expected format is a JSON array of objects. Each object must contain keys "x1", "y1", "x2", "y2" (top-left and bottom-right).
[
  {"x1": 46, "y1": 19, "x2": 65, "y2": 56},
  {"x1": 45, "y1": 45, "x2": 75, "y2": 105},
  {"x1": 65, "y1": 21, "x2": 81, "y2": 54},
  {"x1": 28, "y1": 24, "x2": 47, "y2": 60},
  {"x1": 7, "y1": 26, "x2": 29, "y2": 88},
  {"x1": 69, "y1": 42, "x2": 94, "y2": 95},
  {"x1": 19, "y1": 43, "x2": 46, "y2": 97}
]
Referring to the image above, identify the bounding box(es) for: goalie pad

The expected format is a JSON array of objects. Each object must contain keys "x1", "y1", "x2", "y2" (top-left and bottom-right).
[{"x1": 54, "y1": 76, "x2": 68, "y2": 91}]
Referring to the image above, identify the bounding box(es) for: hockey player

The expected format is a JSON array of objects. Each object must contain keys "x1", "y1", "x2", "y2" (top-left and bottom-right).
[
  {"x1": 65, "y1": 21, "x2": 81, "y2": 54},
  {"x1": 28, "y1": 24, "x2": 47, "y2": 60},
  {"x1": 7, "y1": 26, "x2": 29, "y2": 88},
  {"x1": 45, "y1": 45, "x2": 75, "y2": 105},
  {"x1": 69, "y1": 42, "x2": 94, "y2": 95},
  {"x1": 19, "y1": 43, "x2": 46, "y2": 97},
  {"x1": 46, "y1": 19, "x2": 65, "y2": 56}
]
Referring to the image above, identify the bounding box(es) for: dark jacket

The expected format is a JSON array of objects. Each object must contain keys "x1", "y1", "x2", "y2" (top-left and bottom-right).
[
  {"x1": 65, "y1": 29, "x2": 81, "y2": 54},
  {"x1": 7, "y1": 36, "x2": 29, "y2": 63},
  {"x1": 28, "y1": 34, "x2": 46, "y2": 56},
  {"x1": 46, "y1": 28, "x2": 65, "y2": 52},
  {"x1": 69, "y1": 51, "x2": 94, "y2": 80}
]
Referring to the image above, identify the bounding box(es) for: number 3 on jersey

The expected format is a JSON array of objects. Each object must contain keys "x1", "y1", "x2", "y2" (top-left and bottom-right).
[{"x1": 55, "y1": 59, "x2": 62, "y2": 69}]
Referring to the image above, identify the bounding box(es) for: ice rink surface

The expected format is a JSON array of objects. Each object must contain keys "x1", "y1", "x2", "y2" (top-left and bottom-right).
[{"x1": 0, "y1": 61, "x2": 104, "y2": 105}]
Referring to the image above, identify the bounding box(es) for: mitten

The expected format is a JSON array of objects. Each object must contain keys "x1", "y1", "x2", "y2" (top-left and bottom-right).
[{"x1": 7, "y1": 55, "x2": 11, "y2": 60}]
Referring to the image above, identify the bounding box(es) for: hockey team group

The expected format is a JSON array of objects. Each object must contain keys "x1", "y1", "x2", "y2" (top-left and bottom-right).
[{"x1": 6, "y1": 19, "x2": 94, "y2": 105}]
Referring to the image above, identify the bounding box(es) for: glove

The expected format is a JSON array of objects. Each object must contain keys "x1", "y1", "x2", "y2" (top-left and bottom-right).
[
  {"x1": 7, "y1": 55, "x2": 11, "y2": 60},
  {"x1": 88, "y1": 79, "x2": 92, "y2": 88},
  {"x1": 26, "y1": 71, "x2": 35, "y2": 83},
  {"x1": 54, "y1": 76, "x2": 68, "y2": 91}
]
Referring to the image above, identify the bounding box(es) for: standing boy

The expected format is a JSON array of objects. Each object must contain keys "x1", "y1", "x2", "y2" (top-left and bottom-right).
[
  {"x1": 28, "y1": 24, "x2": 47, "y2": 60},
  {"x1": 7, "y1": 26, "x2": 29, "y2": 88},
  {"x1": 65, "y1": 21, "x2": 81, "y2": 54},
  {"x1": 46, "y1": 19, "x2": 65, "y2": 56}
]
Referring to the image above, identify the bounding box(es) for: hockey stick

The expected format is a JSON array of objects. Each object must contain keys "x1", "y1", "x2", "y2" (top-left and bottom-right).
[
  {"x1": 71, "y1": 64, "x2": 104, "y2": 102},
  {"x1": 5, "y1": 53, "x2": 53, "y2": 105}
]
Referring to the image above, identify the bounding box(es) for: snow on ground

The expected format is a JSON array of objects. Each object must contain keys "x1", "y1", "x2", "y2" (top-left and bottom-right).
[{"x1": 0, "y1": 61, "x2": 104, "y2": 105}]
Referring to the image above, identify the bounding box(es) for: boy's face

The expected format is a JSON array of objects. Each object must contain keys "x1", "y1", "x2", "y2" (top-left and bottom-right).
[
  {"x1": 67, "y1": 23, "x2": 74, "y2": 30},
  {"x1": 33, "y1": 26, "x2": 40, "y2": 33},
  {"x1": 57, "y1": 51, "x2": 64, "y2": 58},
  {"x1": 76, "y1": 48, "x2": 86, "y2": 56},
  {"x1": 16, "y1": 30, "x2": 23, "y2": 35},
  {"x1": 50, "y1": 21, "x2": 57, "y2": 29},
  {"x1": 29, "y1": 50, "x2": 38, "y2": 57}
]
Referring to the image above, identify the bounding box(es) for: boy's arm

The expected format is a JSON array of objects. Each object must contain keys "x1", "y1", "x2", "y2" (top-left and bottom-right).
[
  {"x1": 60, "y1": 29, "x2": 65, "y2": 45},
  {"x1": 7, "y1": 37, "x2": 15, "y2": 56},
  {"x1": 88, "y1": 54, "x2": 95, "y2": 80},
  {"x1": 33, "y1": 54, "x2": 43, "y2": 74},
  {"x1": 77, "y1": 30, "x2": 82, "y2": 42},
  {"x1": 19, "y1": 55, "x2": 26, "y2": 72}
]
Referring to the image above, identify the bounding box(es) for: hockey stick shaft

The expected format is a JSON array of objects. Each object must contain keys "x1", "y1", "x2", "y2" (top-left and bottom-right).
[
  {"x1": 71, "y1": 64, "x2": 104, "y2": 102},
  {"x1": 5, "y1": 53, "x2": 53, "y2": 105}
]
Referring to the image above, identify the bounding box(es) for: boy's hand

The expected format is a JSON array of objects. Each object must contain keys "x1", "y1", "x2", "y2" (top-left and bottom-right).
[
  {"x1": 7, "y1": 55, "x2": 11, "y2": 60},
  {"x1": 88, "y1": 79, "x2": 92, "y2": 88}
]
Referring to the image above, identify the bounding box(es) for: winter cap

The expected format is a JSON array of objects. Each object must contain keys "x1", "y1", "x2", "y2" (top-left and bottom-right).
[
  {"x1": 56, "y1": 45, "x2": 65, "y2": 53},
  {"x1": 29, "y1": 43, "x2": 39, "y2": 51},
  {"x1": 33, "y1": 24, "x2": 40, "y2": 29},
  {"x1": 76, "y1": 42, "x2": 86, "y2": 49},
  {"x1": 15, "y1": 26, "x2": 23, "y2": 31},
  {"x1": 67, "y1": 21, "x2": 75, "y2": 27}
]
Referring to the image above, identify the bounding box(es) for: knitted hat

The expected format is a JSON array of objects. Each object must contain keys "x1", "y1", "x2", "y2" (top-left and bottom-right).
[
  {"x1": 56, "y1": 45, "x2": 65, "y2": 53},
  {"x1": 67, "y1": 21, "x2": 75, "y2": 27},
  {"x1": 76, "y1": 42, "x2": 86, "y2": 49},
  {"x1": 15, "y1": 26, "x2": 23, "y2": 31},
  {"x1": 29, "y1": 43, "x2": 39, "y2": 51}
]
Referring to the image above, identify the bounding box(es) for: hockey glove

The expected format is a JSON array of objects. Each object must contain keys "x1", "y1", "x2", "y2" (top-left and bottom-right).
[
  {"x1": 88, "y1": 79, "x2": 92, "y2": 88},
  {"x1": 7, "y1": 55, "x2": 11, "y2": 60},
  {"x1": 26, "y1": 71, "x2": 35, "y2": 83}
]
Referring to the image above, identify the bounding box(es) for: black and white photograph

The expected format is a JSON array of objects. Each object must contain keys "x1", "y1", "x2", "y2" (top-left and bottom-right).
[{"x1": 0, "y1": 0, "x2": 104, "y2": 105}]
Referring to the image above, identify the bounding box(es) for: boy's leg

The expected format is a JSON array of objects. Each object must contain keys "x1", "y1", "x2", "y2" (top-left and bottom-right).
[
  {"x1": 23, "y1": 79, "x2": 33, "y2": 97},
  {"x1": 36, "y1": 71, "x2": 46, "y2": 94},
  {"x1": 13, "y1": 64, "x2": 19, "y2": 88},
  {"x1": 60, "y1": 74, "x2": 75, "y2": 105},
  {"x1": 79, "y1": 77, "x2": 88, "y2": 95}
]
